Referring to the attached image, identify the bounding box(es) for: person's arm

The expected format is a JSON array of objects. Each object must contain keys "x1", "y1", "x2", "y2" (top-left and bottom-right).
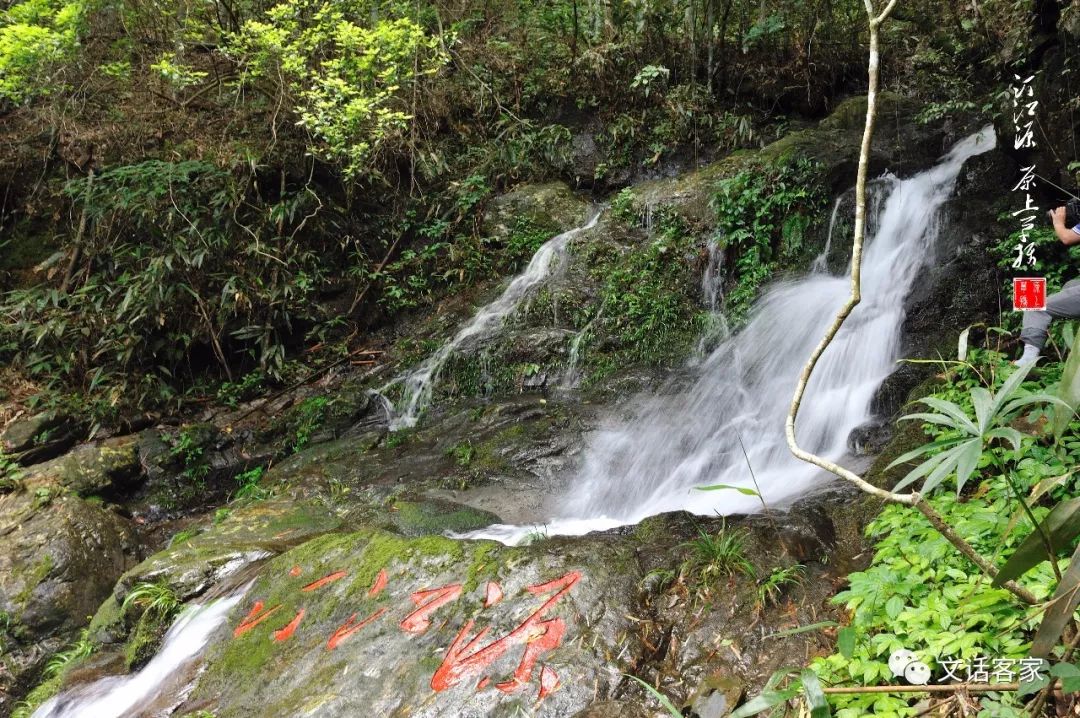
[{"x1": 1051, "y1": 206, "x2": 1080, "y2": 246}]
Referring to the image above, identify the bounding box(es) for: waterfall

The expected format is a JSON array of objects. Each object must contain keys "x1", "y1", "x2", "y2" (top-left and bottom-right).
[
  {"x1": 382, "y1": 210, "x2": 602, "y2": 430},
  {"x1": 33, "y1": 591, "x2": 247, "y2": 718},
  {"x1": 465, "y1": 125, "x2": 996, "y2": 544},
  {"x1": 695, "y1": 235, "x2": 730, "y2": 356}
]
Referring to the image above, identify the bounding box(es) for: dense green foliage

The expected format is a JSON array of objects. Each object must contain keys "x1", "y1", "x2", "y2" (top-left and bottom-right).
[
  {"x1": 812, "y1": 348, "x2": 1080, "y2": 717},
  {"x1": 0, "y1": 0, "x2": 84, "y2": 103},
  {"x1": 0, "y1": 0, "x2": 1022, "y2": 421},
  {"x1": 711, "y1": 157, "x2": 827, "y2": 320}
]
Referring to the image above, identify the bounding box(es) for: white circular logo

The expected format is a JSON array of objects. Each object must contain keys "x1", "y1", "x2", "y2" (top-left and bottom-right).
[
  {"x1": 904, "y1": 661, "x2": 931, "y2": 685},
  {"x1": 888, "y1": 649, "x2": 917, "y2": 678}
]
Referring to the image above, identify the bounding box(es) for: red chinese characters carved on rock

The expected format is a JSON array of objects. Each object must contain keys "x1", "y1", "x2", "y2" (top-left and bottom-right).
[{"x1": 231, "y1": 566, "x2": 582, "y2": 703}]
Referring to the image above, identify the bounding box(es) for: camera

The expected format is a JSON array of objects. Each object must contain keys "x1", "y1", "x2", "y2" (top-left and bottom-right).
[{"x1": 1067, "y1": 198, "x2": 1080, "y2": 229}]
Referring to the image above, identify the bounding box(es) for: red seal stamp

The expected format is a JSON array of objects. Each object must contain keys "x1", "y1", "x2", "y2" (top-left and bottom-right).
[{"x1": 1013, "y1": 277, "x2": 1046, "y2": 311}]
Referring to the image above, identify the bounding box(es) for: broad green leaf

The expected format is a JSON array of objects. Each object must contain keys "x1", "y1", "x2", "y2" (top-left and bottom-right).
[
  {"x1": 985, "y1": 427, "x2": 1024, "y2": 453},
  {"x1": 1032, "y1": 542, "x2": 1080, "y2": 657},
  {"x1": 1030, "y1": 471, "x2": 1077, "y2": 504},
  {"x1": 995, "y1": 497, "x2": 1080, "y2": 586},
  {"x1": 917, "y1": 397, "x2": 979, "y2": 434},
  {"x1": 801, "y1": 670, "x2": 831, "y2": 718},
  {"x1": 837, "y1": 626, "x2": 856, "y2": 659},
  {"x1": 892, "y1": 449, "x2": 952, "y2": 493},
  {"x1": 971, "y1": 386, "x2": 993, "y2": 433},
  {"x1": 1050, "y1": 662, "x2": 1080, "y2": 693},
  {"x1": 1000, "y1": 392, "x2": 1073, "y2": 419},
  {"x1": 1018, "y1": 670, "x2": 1050, "y2": 697},
  {"x1": 695, "y1": 483, "x2": 760, "y2": 497},
  {"x1": 920, "y1": 443, "x2": 967, "y2": 495},
  {"x1": 885, "y1": 595, "x2": 904, "y2": 619},
  {"x1": 730, "y1": 689, "x2": 798, "y2": 718},
  {"x1": 885, "y1": 436, "x2": 966, "y2": 470},
  {"x1": 953, "y1": 438, "x2": 983, "y2": 494},
  {"x1": 989, "y1": 362, "x2": 1035, "y2": 420},
  {"x1": 899, "y1": 410, "x2": 962, "y2": 433},
  {"x1": 1055, "y1": 327, "x2": 1080, "y2": 438}
]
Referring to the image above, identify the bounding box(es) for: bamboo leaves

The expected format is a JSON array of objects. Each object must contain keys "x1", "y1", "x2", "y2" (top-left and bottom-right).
[{"x1": 888, "y1": 362, "x2": 1071, "y2": 496}]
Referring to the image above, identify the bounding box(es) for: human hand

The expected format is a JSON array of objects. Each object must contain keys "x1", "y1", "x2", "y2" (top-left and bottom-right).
[{"x1": 1052, "y1": 206, "x2": 1067, "y2": 226}]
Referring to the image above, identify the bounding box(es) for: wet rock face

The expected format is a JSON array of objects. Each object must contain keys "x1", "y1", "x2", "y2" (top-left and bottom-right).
[
  {"x1": 0, "y1": 493, "x2": 140, "y2": 635},
  {"x1": 0, "y1": 491, "x2": 141, "y2": 711},
  {"x1": 182, "y1": 529, "x2": 646, "y2": 718},
  {"x1": 99, "y1": 499, "x2": 342, "y2": 615}
]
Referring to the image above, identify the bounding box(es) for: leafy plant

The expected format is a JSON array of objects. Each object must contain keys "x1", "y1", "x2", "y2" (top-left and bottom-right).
[
  {"x1": 711, "y1": 158, "x2": 827, "y2": 322},
  {"x1": 233, "y1": 466, "x2": 268, "y2": 501},
  {"x1": 167, "y1": 527, "x2": 200, "y2": 547},
  {"x1": 0, "y1": 0, "x2": 84, "y2": 103},
  {"x1": 288, "y1": 396, "x2": 329, "y2": 454},
  {"x1": 681, "y1": 523, "x2": 754, "y2": 583},
  {"x1": 230, "y1": 4, "x2": 447, "y2": 178},
  {"x1": 756, "y1": 565, "x2": 805, "y2": 608},
  {"x1": 121, "y1": 581, "x2": 181, "y2": 620},
  {"x1": 42, "y1": 629, "x2": 93, "y2": 678},
  {"x1": 447, "y1": 440, "x2": 476, "y2": 467},
  {"x1": 169, "y1": 426, "x2": 211, "y2": 484},
  {"x1": 887, "y1": 361, "x2": 1067, "y2": 496}
]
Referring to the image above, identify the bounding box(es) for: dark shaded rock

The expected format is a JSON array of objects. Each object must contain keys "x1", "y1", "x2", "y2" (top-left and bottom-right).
[
  {"x1": 19, "y1": 436, "x2": 143, "y2": 498},
  {"x1": 1, "y1": 411, "x2": 82, "y2": 466},
  {"x1": 847, "y1": 419, "x2": 893, "y2": 456}
]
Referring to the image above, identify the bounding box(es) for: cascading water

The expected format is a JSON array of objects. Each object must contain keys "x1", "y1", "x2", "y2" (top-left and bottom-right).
[
  {"x1": 382, "y1": 210, "x2": 602, "y2": 430},
  {"x1": 695, "y1": 235, "x2": 730, "y2": 356},
  {"x1": 467, "y1": 125, "x2": 996, "y2": 544},
  {"x1": 33, "y1": 591, "x2": 247, "y2": 718}
]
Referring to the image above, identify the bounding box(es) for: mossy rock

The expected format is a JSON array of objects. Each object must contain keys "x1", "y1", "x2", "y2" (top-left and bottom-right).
[
  {"x1": 481, "y1": 181, "x2": 590, "y2": 240},
  {"x1": 107, "y1": 498, "x2": 341, "y2": 608},
  {"x1": 182, "y1": 529, "x2": 645, "y2": 718},
  {"x1": 18, "y1": 436, "x2": 142, "y2": 497},
  {"x1": 387, "y1": 498, "x2": 500, "y2": 536}
]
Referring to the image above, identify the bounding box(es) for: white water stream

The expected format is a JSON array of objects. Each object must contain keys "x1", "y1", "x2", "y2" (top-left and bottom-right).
[
  {"x1": 467, "y1": 125, "x2": 997, "y2": 544},
  {"x1": 382, "y1": 210, "x2": 602, "y2": 429},
  {"x1": 32, "y1": 591, "x2": 246, "y2": 718}
]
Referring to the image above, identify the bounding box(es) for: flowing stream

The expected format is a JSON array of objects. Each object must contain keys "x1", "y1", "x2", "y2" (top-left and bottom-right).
[
  {"x1": 32, "y1": 591, "x2": 247, "y2": 718},
  {"x1": 383, "y1": 209, "x2": 602, "y2": 429},
  {"x1": 467, "y1": 125, "x2": 996, "y2": 544}
]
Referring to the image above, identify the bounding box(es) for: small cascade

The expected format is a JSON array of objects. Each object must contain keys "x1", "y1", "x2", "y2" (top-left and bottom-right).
[
  {"x1": 695, "y1": 235, "x2": 730, "y2": 356},
  {"x1": 464, "y1": 125, "x2": 997, "y2": 545},
  {"x1": 559, "y1": 306, "x2": 604, "y2": 390},
  {"x1": 382, "y1": 210, "x2": 602, "y2": 430},
  {"x1": 810, "y1": 197, "x2": 845, "y2": 272},
  {"x1": 33, "y1": 590, "x2": 248, "y2": 718}
]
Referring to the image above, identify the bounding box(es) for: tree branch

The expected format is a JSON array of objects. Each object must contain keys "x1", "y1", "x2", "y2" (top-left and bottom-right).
[{"x1": 783, "y1": 0, "x2": 1038, "y2": 607}]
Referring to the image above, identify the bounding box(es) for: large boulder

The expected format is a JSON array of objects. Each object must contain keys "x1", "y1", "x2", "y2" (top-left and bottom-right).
[
  {"x1": 0, "y1": 491, "x2": 141, "y2": 711},
  {"x1": 481, "y1": 182, "x2": 590, "y2": 240},
  {"x1": 94, "y1": 498, "x2": 342, "y2": 624},
  {"x1": 179, "y1": 528, "x2": 645, "y2": 717}
]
